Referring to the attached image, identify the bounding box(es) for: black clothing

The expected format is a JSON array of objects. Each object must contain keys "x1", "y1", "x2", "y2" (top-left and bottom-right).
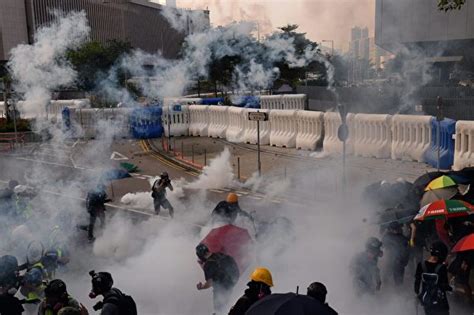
[
  {"x1": 415, "y1": 261, "x2": 450, "y2": 314},
  {"x1": 151, "y1": 179, "x2": 173, "y2": 217},
  {"x1": 0, "y1": 294, "x2": 24, "y2": 315},
  {"x1": 350, "y1": 252, "x2": 381, "y2": 295},
  {"x1": 203, "y1": 253, "x2": 239, "y2": 290},
  {"x1": 228, "y1": 281, "x2": 271, "y2": 315},
  {"x1": 86, "y1": 189, "x2": 109, "y2": 239},
  {"x1": 383, "y1": 232, "x2": 410, "y2": 285}
]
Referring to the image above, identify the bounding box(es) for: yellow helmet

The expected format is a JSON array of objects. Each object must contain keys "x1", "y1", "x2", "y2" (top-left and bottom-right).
[
  {"x1": 250, "y1": 267, "x2": 273, "y2": 287},
  {"x1": 226, "y1": 193, "x2": 238, "y2": 204}
]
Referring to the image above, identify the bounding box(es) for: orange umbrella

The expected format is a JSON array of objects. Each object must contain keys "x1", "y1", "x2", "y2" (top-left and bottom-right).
[{"x1": 452, "y1": 233, "x2": 474, "y2": 252}]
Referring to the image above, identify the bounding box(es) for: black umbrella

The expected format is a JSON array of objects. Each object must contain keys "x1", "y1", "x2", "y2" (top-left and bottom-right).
[
  {"x1": 245, "y1": 293, "x2": 336, "y2": 315},
  {"x1": 413, "y1": 171, "x2": 446, "y2": 197}
]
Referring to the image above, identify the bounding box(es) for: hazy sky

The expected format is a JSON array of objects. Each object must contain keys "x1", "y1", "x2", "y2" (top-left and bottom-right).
[{"x1": 155, "y1": 0, "x2": 375, "y2": 51}]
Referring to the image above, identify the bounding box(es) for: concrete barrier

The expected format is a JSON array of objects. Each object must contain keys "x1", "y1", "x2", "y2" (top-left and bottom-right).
[
  {"x1": 296, "y1": 111, "x2": 324, "y2": 150},
  {"x1": 353, "y1": 114, "x2": 392, "y2": 159},
  {"x1": 322, "y1": 112, "x2": 355, "y2": 155},
  {"x1": 269, "y1": 110, "x2": 298, "y2": 148},
  {"x1": 453, "y1": 120, "x2": 474, "y2": 170},
  {"x1": 225, "y1": 107, "x2": 246, "y2": 143},
  {"x1": 391, "y1": 114, "x2": 432, "y2": 162},
  {"x1": 425, "y1": 118, "x2": 456, "y2": 170},
  {"x1": 243, "y1": 109, "x2": 271, "y2": 145},
  {"x1": 208, "y1": 106, "x2": 228, "y2": 138},
  {"x1": 260, "y1": 94, "x2": 306, "y2": 110},
  {"x1": 162, "y1": 105, "x2": 190, "y2": 137},
  {"x1": 188, "y1": 105, "x2": 209, "y2": 137}
]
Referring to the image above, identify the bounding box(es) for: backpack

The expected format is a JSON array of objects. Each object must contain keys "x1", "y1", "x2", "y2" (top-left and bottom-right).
[
  {"x1": 418, "y1": 262, "x2": 446, "y2": 307},
  {"x1": 104, "y1": 289, "x2": 137, "y2": 315},
  {"x1": 211, "y1": 253, "x2": 240, "y2": 287}
]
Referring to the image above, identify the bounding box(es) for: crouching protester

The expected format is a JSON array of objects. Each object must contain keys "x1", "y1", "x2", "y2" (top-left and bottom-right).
[
  {"x1": 37, "y1": 279, "x2": 88, "y2": 315},
  {"x1": 89, "y1": 270, "x2": 137, "y2": 315}
]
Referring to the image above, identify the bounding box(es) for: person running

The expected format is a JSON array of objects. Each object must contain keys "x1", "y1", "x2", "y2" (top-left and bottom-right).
[
  {"x1": 196, "y1": 244, "x2": 240, "y2": 314},
  {"x1": 84, "y1": 184, "x2": 111, "y2": 241},
  {"x1": 228, "y1": 267, "x2": 273, "y2": 315},
  {"x1": 151, "y1": 172, "x2": 174, "y2": 218},
  {"x1": 415, "y1": 241, "x2": 452, "y2": 315}
]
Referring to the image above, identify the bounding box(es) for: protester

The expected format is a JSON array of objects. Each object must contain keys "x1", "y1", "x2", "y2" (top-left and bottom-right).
[
  {"x1": 211, "y1": 193, "x2": 253, "y2": 225},
  {"x1": 415, "y1": 241, "x2": 452, "y2": 315},
  {"x1": 228, "y1": 267, "x2": 273, "y2": 315},
  {"x1": 350, "y1": 237, "x2": 383, "y2": 296},
  {"x1": 37, "y1": 279, "x2": 88, "y2": 315},
  {"x1": 151, "y1": 172, "x2": 174, "y2": 218},
  {"x1": 382, "y1": 222, "x2": 410, "y2": 286},
  {"x1": 89, "y1": 270, "x2": 137, "y2": 315},
  {"x1": 196, "y1": 244, "x2": 240, "y2": 314},
  {"x1": 0, "y1": 255, "x2": 24, "y2": 315},
  {"x1": 306, "y1": 282, "x2": 338, "y2": 315},
  {"x1": 448, "y1": 251, "x2": 473, "y2": 306},
  {"x1": 84, "y1": 184, "x2": 111, "y2": 241}
]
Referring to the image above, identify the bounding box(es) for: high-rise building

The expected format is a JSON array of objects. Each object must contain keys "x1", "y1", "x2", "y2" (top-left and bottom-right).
[{"x1": 0, "y1": 0, "x2": 210, "y2": 61}]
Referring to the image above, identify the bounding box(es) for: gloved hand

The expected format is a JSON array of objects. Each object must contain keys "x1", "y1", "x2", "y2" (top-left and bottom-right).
[{"x1": 409, "y1": 239, "x2": 415, "y2": 248}]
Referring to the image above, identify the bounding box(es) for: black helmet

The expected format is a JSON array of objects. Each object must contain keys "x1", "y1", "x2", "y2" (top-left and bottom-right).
[
  {"x1": 430, "y1": 241, "x2": 448, "y2": 261},
  {"x1": 8, "y1": 180, "x2": 18, "y2": 189},
  {"x1": 366, "y1": 237, "x2": 383, "y2": 256},
  {"x1": 160, "y1": 172, "x2": 169, "y2": 178},
  {"x1": 0, "y1": 255, "x2": 18, "y2": 274},
  {"x1": 196, "y1": 243, "x2": 209, "y2": 260},
  {"x1": 307, "y1": 282, "x2": 327, "y2": 303},
  {"x1": 90, "y1": 270, "x2": 113, "y2": 294},
  {"x1": 45, "y1": 279, "x2": 67, "y2": 298}
]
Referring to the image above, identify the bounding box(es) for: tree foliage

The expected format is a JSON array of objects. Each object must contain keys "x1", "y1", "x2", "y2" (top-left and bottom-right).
[
  {"x1": 438, "y1": 0, "x2": 465, "y2": 11},
  {"x1": 66, "y1": 40, "x2": 132, "y2": 91}
]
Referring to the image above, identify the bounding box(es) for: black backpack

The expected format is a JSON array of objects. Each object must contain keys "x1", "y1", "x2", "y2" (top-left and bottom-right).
[
  {"x1": 212, "y1": 253, "x2": 240, "y2": 287},
  {"x1": 104, "y1": 289, "x2": 138, "y2": 315},
  {"x1": 418, "y1": 262, "x2": 446, "y2": 307}
]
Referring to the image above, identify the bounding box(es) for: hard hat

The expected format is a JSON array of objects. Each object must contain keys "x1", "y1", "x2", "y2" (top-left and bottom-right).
[
  {"x1": 307, "y1": 282, "x2": 327, "y2": 303},
  {"x1": 45, "y1": 279, "x2": 67, "y2": 297},
  {"x1": 366, "y1": 237, "x2": 382, "y2": 251},
  {"x1": 430, "y1": 241, "x2": 448, "y2": 260},
  {"x1": 250, "y1": 267, "x2": 273, "y2": 287},
  {"x1": 24, "y1": 268, "x2": 43, "y2": 286},
  {"x1": 226, "y1": 193, "x2": 238, "y2": 204},
  {"x1": 195, "y1": 243, "x2": 209, "y2": 260}
]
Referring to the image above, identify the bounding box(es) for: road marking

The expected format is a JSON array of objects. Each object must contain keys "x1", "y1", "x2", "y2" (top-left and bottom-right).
[
  {"x1": 110, "y1": 151, "x2": 128, "y2": 161},
  {"x1": 16, "y1": 157, "x2": 89, "y2": 170}
]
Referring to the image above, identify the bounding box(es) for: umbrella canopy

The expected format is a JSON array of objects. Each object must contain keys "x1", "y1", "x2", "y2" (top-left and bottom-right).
[
  {"x1": 452, "y1": 233, "x2": 474, "y2": 252},
  {"x1": 413, "y1": 171, "x2": 446, "y2": 196},
  {"x1": 425, "y1": 175, "x2": 457, "y2": 191},
  {"x1": 420, "y1": 187, "x2": 458, "y2": 208},
  {"x1": 201, "y1": 224, "x2": 254, "y2": 273},
  {"x1": 100, "y1": 169, "x2": 131, "y2": 182},
  {"x1": 246, "y1": 293, "x2": 336, "y2": 315},
  {"x1": 415, "y1": 200, "x2": 474, "y2": 221}
]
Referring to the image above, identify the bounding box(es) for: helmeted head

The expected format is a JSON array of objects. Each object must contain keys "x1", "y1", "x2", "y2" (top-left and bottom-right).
[
  {"x1": 430, "y1": 241, "x2": 448, "y2": 262},
  {"x1": 89, "y1": 270, "x2": 113, "y2": 297},
  {"x1": 365, "y1": 237, "x2": 383, "y2": 258},
  {"x1": 226, "y1": 193, "x2": 238, "y2": 204},
  {"x1": 195, "y1": 243, "x2": 210, "y2": 261},
  {"x1": 24, "y1": 268, "x2": 43, "y2": 287},
  {"x1": 42, "y1": 250, "x2": 59, "y2": 270},
  {"x1": 58, "y1": 307, "x2": 81, "y2": 315},
  {"x1": 8, "y1": 180, "x2": 18, "y2": 190},
  {"x1": 26, "y1": 241, "x2": 44, "y2": 265},
  {"x1": 160, "y1": 172, "x2": 169, "y2": 179},
  {"x1": 45, "y1": 279, "x2": 68, "y2": 303},
  {"x1": 307, "y1": 282, "x2": 327, "y2": 303},
  {"x1": 250, "y1": 267, "x2": 273, "y2": 287}
]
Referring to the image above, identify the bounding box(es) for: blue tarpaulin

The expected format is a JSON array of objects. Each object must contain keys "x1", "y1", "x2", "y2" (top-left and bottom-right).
[
  {"x1": 424, "y1": 118, "x2": 456, "y2": 170},
  {"x1": 231, "y1": 96, "x2": 260, "y2": 108},
  {"x1": 130, "y1": 106, "x2": 163, "y2": 139},
  {"x1": 201, "y1": 98, "x2": 223, "y2": 105}
]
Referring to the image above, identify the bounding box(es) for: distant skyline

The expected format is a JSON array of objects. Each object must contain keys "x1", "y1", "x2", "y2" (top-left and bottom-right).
[{"x1": 153, "y1": 0, "x2": 375, "y2": 51}]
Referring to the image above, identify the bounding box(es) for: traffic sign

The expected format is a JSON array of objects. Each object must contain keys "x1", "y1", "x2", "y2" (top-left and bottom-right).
[
  {"x1": 338, "y1": 123, "x2": 349, "y2": 142},
  {"x1": 172, "y1": 104, "x2": 182, "y2": 112},
  {"x1": 248, "y1": 112, "x2": 268, "y2": 121}
]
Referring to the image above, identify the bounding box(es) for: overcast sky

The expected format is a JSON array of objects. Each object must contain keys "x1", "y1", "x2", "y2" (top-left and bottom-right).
[{"x1": 154, "y1": 0, "x2": 375, "y2": 51}]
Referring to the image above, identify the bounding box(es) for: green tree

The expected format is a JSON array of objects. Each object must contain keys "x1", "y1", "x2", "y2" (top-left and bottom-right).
[
  {"x1": 438, "y1": 0, "x2": 465, "y2": 11},
  {"x1": 66, "y1": 40, "x2": 132, "y2": 91}
]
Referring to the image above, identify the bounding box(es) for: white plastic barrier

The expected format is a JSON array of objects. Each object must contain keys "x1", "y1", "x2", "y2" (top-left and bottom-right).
[
  {"x1": 225, "y1": 107, "x2": 246, "y2": 142},
  {"x1": 269, "y1": 110, "x2": 298, "y2": 148},
  {"x1": 391, "y1": 115, "x2": 431, "y2": 162},
  {"x1": 296, "y1": 111, "x2": 324, "y2": 150},
  {"x1": 243, "y1": 108, "x2": 271, "y2": 145},
  {"x1": 162, "y1": 105, "x2": 190, "y2": 137},
  {"x1": 68, "y1": 108, "x2": 131, "y2": 139},
  {"x1": 322, "y1": 112, "x2": 355, "y2": 155},
  {"x1": 353, "y1": 114, "x2": 392, "y2": 159},
  {"x1": 260, "y1": 94, "x2": 306, "y2": 110},
  {"x1": 163, "y1": 97, "x2": 202, "y2": 107},
  {"x1": 188, "y1": 105, "x2": 209, "y2": 137},
  {"x1": 208, "y1": 106, "x2": 228, "y2": 138},
  {"x1": 453, "y1": 121, "x2": 474, "y2": 171}
]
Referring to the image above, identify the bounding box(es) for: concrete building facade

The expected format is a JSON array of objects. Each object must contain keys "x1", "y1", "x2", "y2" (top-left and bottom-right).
[{"x1": 0, "y1": 0, "x2": 209, "y2": 61}]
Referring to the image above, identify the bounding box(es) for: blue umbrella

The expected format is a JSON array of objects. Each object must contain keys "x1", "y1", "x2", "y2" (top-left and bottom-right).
[{"x1": 100, "y1": 169, "x2": 131, "y2": 182}]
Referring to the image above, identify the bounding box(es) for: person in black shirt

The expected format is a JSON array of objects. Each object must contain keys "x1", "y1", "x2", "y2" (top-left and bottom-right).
[
  {"x1": 151, "y1": 172, "x2": 174, "y2": 218},
  {"x1": 382, "y1": 222, "x2": 410, "y2": 286},
  {"x1": 196, "y1": 244, "x2": 239, "y2": 314},
  {"x1": 306, "y1": 282, "x2": 338, "y2": 315},
  {"x1": 414, "y1": 241, "x2": 452, "y2": 315},
  {"x1": 85, "y1": 184, "x2": 111, "y2": 241}
]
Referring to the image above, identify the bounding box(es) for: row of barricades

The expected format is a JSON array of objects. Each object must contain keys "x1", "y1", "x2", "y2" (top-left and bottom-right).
[
  {"x1": 67, "y1": 108, "x2": 132, "y2": 139},
  {"x1": 260, "y1": 94, "x2": 306, "y2": 110}
]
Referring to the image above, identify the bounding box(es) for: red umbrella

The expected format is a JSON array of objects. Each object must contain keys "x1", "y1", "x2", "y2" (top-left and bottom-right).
[
  {"x1": 201, "y1": 224, "x2": 254, "y2": 273},
  {"x1": 452, "y1": 233, "x2": 474, "y2": 252}
]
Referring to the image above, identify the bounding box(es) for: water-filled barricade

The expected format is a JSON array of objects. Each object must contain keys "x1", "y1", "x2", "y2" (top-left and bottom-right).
[
  {"x1": 129, "y1": 106, "x2": 163, "y2": 139},
  {"x1": 322, "y1": 112, "x2": 355, "y2": 155},
  {"x1": 162, "y1": 105, "x2": 190, "y2": 137},
  {"x1": 225, "y1": 107, "x2": 246, "y2": 143},
  {"x1": 424, "y1": 118, "x2": 456, "y2": 170},
  {"x1": 269, "y1": 110, "x2": 298, "y2": 148},
  {"x1": 188, "y1": 105, "x2": 209, "y2": 137},
  {"x1": 208, "y1": 106, "x2": 229, "y2": 138},
  {"x1": 163, "y1": 97, "x2": 202, "y2": 106},
  {"x1": 453, "y1": 120, "x2": 474, "y2": 171},
  {"x1": 296, "y1": 111, "x2": 324, "y2": 150},
  {"x1": 260, "y1": 94, "x2": 306, "y2": 110},
  {"x1": 353, "y1": 114, "x2": 392, "y2": 159},
  {"x1": 242, "y1": 109, "x2": 271, "y2": 145},
  {"x1": 68, "y1": 108, "x2": 133, "y2": 139},
  {"x1": 391, "y1": 115, "x2": 432, "y2": 162}
]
